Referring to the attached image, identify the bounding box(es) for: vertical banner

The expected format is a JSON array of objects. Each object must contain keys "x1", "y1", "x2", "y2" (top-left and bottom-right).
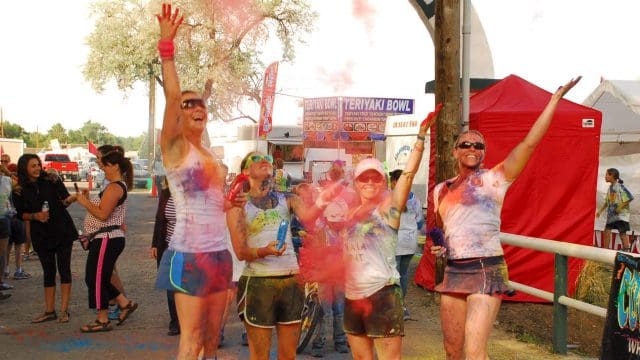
[
  {"x1": 258, "y1": 62, "x2": 279, "y2": 139},
  {"x1": 602, "y1": 252, "x2": 640, "y2": 359}
]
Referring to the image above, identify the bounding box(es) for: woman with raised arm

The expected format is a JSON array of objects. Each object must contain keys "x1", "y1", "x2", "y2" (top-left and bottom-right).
[
  {"x1": 154, "y1": 4, "x2": 237, "y2": 359},
  {"x1": 431, "y1": 77, "x2": 581, "y2": 360},
  {"x1": 339, "y1": 105, "x2": 439, "y2": 360},
  {"x1": 76, "y1": 150, "x2": 138, "y2": 333}
]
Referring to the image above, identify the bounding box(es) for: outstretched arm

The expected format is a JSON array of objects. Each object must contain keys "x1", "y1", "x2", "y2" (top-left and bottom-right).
[
  {"x1": 388, "y1": 104, "x2": 441, "y2": 228},
  {"x1": 503, "y1": 77, "x2": 581, "y2": 181},
  {"x1": 156, "y1": 4, "x2": 184, "y2": 152}
]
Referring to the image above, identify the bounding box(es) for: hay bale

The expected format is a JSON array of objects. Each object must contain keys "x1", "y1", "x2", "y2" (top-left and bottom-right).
[{"x1": 574, "y1": 260, "x2": 611, "y2": 308}]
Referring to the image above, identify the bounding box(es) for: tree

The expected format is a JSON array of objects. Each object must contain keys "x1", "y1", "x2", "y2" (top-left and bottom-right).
[
  {"x1": 77, "y1": 120, "x2": 117, "y2": 145},
  {"x1": 47, "y1": 123, "x2": 69, "y2": 144},
  {"x1": 2, "y1": 121, "x2": 27, "y2": 140},
  {"x1": 84, "y1": 0, "x2": 316, "y2": 121}
]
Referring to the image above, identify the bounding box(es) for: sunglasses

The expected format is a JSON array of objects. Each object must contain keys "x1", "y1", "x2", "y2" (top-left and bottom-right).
[
  {"x1": 456, "y1": 141, "x2": 485, "y2": 150},
  {"x1": 356, "y1": 172, "x2": 385, "y2": 184},
  {"x1": 244, "y1": 154, "x2": 273, "y2": 169},
  {"x1": 180, "y1": 98, "x2": 206, "y2": 110}
]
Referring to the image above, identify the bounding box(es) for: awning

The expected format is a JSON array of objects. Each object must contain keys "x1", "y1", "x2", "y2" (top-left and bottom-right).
[{"x1": 267, "y1": 139, "x2": 303, "y2": 145}]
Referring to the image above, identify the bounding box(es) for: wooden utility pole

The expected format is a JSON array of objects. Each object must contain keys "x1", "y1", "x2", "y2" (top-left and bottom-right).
[
  {"x1": 434, "y1": 0, "x2": 461, "y2": 283},
  {"x1": 434, "y1": 0, "x2": 461, "y2": 183}
]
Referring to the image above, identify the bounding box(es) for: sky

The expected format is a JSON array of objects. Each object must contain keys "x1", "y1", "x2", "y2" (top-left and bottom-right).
[{"x1": 1, "y1": 0, "x2": 639, "y2": 138}]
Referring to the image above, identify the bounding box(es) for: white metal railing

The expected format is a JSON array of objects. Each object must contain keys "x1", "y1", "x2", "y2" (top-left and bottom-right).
[{"x1": 500, "y1": 232, "x2": 616, "y2": 319}]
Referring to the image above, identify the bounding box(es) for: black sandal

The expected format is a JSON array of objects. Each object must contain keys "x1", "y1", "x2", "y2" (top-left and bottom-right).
[
  {"x1": 80, "y1": 319, "x2": 112, "y2": 333},
  {"x1": 117, "y1": 301, "x2": 138, "y2": 326},
  {"x1": 31, "y1": 311, "x2": 57, "y2": 323}
]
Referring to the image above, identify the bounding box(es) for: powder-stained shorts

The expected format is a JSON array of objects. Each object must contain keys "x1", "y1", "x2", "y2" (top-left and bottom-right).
[
  {"x1": 237, "y1": 275, "x2": 304, "y2": 328},
  {"x1": 156, "y1": 249, "x2": 232, "y2": 297},
  {"x1": 344, "y1": 285, "x2": 404, "y2": 337},
  {"x1": 436, "y1": 255, "x2": 510, "y2": 296}
]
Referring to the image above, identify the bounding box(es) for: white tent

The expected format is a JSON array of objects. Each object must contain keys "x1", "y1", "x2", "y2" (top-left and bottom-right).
[
  {"x1": 584, "y1": 80, "x2": 640, "y2": 242},
  {"x1": 584, "y1": 80, "x2": 640, "y2": 156}
]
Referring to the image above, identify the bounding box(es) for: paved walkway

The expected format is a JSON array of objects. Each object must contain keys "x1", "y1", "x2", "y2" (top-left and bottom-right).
[{"x1": 0, "y1": 191, "x2": 595, "y2": 359}]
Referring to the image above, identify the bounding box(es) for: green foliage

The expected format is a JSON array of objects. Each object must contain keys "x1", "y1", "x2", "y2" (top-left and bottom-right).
[{"x1": 84, "y1": 0, "x2": 316, "y2": 120}]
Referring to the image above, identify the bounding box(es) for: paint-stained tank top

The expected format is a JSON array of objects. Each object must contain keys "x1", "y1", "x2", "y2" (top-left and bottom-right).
[
  {"x1": 243, "y1": 192, "x2": 299, "y2": 276},
  {"x1": 166, "y1": 144, "x2": 226, "y2": 253}
]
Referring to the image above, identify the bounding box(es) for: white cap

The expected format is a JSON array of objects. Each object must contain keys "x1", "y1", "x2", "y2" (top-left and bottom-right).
[{"x1": 354, "y1": 158, "x2": 386, "y2": 179}]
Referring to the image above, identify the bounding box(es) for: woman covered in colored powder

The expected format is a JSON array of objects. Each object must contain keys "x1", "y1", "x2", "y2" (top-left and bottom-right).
[
  {"x1": 226, "y1": 151, "x2": 342, "y2": 360},
  {"x1": 431, "y1": 77, "x2": 581, "y2": 360},
  {"x1": 597, "y1": 168, "x2": 634, "y2": 251},
  {"x1": 339, "y1": 105, "x2": 439, "y2": 360},
  {"x1": 154, "y1": 4, "x2": 240, "y2": 359}
]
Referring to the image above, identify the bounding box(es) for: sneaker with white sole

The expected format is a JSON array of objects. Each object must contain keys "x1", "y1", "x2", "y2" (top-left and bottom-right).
[
  {"x1": 0, "y1": 283, "x2": 14, "y2": 290},
  {"x1": 108, "y1": 304, "x2": 121, "y2": 320},
  {"x1": 13, "y1": 270, "x2": 31, "y2": 280}
]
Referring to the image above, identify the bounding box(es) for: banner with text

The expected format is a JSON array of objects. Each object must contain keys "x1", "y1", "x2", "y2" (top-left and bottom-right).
[
  {"x1": 303, "y1": 96, "x2": 414, "y2": 148},
  {"x1": 258, "y1": 62, "x2": 279, "y2": 139},
  {"x1": 602, "y1": 252, "x2": 640, "y2": 359}
]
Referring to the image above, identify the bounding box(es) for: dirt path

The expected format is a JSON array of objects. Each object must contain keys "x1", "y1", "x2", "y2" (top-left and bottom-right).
[{"x1": 0, "y1": 191, "x2": 596, "y2": 359}]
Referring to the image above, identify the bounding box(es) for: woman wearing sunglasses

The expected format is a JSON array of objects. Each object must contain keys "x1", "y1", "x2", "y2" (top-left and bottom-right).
[
  {"x1": 431, "y1": 77, "x2": 581, "y2": 360},
  {"x1": 337, "y1": 105, "x2": 440, "y2": 360},
  {"x1": 155, "y1": 5, "x2": 239, "y2": 359},
  {"x1": 227, "y1": 151, "x2": 342, "y2": 360}
]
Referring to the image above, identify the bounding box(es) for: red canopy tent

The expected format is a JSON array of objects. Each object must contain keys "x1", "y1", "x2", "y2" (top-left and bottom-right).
[{"x1": 414, "y1": 75, "x2": 602, "y2": 302}]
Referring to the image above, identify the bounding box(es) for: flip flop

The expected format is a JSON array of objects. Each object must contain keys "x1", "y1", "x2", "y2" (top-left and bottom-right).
[
  {"x1": 117, "y1": 301, "x2": 138, "y2": 326},
  {"x1": 32, "y1": 311, "x2": 57, "y2": 323},
  {"x1": 80, "y1": 319, "x2": 112, "y2": 333},
  {"x1": 57, "y1": 311, "x2": 70, "y2": 323}
]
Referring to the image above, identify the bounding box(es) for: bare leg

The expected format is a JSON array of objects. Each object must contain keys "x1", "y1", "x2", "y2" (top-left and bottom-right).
[
  {"x1": 464, "y1": 294, "x2": 501, "y2": 360},
  {"x1": 174, "y1": 292, "x2": 206, "y2": 360},
  {"x1": 373, "y1": 336, "x2": 402, "y2": 360},
  {"x1": 202, "y1": 290, "x2": 228, "y2": 358},
  {"x1": 602, "y1": 229, "x2": 612, "y2": 249},
  {"x1": 621, "y1": 233, "x2": 631, "y2": 250},
  {"x1": 440, "y1": 293, "x2": 467, "y2": 360},
  {"x1": 44, "y1": 286, "x2": 56, "y2": 313},
  {"x1": 246, "y1": 322, "x2": 273, "y2": 360},
  {"x1": 111, "y1": 267, "x2": 125, "y2": 294},
  {"x1": 60, "y1": 283, "x2": 71, "y2": 313},
  {"x1": 14, "y1": 243, "x2": 24, "y2": 271},
  {"x1": 347, "y1": 333, "x2": 375, "y2": 360},
  {"x1": 276, "y1": 323, "x2": 300, "y2": 360}
]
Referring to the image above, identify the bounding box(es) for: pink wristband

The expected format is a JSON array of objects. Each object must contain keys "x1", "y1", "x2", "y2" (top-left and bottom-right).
[{"x1": 158, "y1": 39, "x2": 175, "y2": 59}]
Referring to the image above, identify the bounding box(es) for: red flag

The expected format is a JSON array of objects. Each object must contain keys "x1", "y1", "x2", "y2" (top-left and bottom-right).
[
  {"x1": 258, "y1": 62, "x2": 279, "y2": 139},
  {"x1": 88, "y1": 141, "x2": 98, "y2": 155}
]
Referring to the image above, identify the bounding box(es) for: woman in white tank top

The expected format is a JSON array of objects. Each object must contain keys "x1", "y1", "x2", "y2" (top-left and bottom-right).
[{"x1": 155, "y1": 7, "x2": 244, "y2": 359}]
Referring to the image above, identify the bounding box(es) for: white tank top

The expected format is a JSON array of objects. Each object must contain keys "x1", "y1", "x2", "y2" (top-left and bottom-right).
[
  {"x1": 242, "y1": 192, "x2": 299, "y2": 276},
  {"x1": 165, "y1": 144, "x2": 226, "y2": 253}
]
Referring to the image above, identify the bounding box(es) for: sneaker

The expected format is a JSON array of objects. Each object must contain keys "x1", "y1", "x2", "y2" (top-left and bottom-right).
[
  {"x1": 0, "y1": 283, "x2": 14, "y2": 290},
  {"x1": 335, "y1": 342, "x2": 349, "y2": 354},
  {"x1": 241, "y1": 331, "x2": 248, "y2": 346},
  {"x1": 13, "y1": 270, "x2": 31, "y2": 280},
  {"x1": 0, "y1": 292, "x2": 10, "y2": 300},
  {"x1": 403, "y1": 306, "x2": 410, "y2": 321},
  {"x1": 108, "y1": 304, "x2": 120, "y2": 320},
  {"x1": 311, "y1": 344, "x2": 325, "y2": 358}
]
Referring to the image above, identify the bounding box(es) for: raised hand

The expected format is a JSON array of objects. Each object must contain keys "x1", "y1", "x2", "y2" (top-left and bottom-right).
[
  {"x1": 419, "y1": 103, "x2": 443, "y2": 138},
  {"x1": 156, "y1": 3, "x2": 184, "y2": 40},
  {"x1": 553, "y1": 76, "x2": 582, "y2": 100}
]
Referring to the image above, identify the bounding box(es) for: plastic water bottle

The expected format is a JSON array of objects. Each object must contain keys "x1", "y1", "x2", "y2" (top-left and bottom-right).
[
  {"x1": 41, "y1": 201, "x2": 49, "y2": 213},
  {"x1": 276, "y1": 219, "x2": 289, "y2": 251}
]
